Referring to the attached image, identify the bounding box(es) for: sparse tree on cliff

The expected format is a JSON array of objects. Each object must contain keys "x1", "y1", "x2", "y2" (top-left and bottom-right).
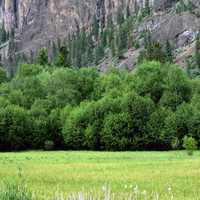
[
  {"x1": 37, "y1": 48, "x2": 48, "y2": 65},
  {"x1": 195, "y1": 31, "x2": 200, "y2": 69}
]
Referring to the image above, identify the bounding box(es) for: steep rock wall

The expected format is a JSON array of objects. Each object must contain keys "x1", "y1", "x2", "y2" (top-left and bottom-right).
[{"x1": 0, "y1": 0, "x2": 198, "y2": 70}]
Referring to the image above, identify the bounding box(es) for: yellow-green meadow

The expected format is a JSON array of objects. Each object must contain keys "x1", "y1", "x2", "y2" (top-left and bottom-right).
[{"x1": 0, "y1": 151, "x2": 200, "y2": 199}]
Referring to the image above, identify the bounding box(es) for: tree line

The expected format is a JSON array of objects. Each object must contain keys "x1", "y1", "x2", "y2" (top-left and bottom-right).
[{"x1": 0, "y1": 60, "x2": 199, "y2": 151}]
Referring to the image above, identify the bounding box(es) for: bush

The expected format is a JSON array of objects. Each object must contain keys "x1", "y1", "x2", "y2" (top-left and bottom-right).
[
  {"x1": 183, "y1": 136, "x2": 198, "y2": 156},
  {"x1": 102, "y1": 112, "x2": 130, "y2": 151},
  {"x1": 44, "y1": 140, "x2": 54, "y2": 151},
  {"x1": 0, "y1": 105, "x2": 31, "y2": 151}
]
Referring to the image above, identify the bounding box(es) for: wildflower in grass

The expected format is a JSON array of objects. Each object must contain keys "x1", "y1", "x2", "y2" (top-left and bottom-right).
[
  {"x1": 133, "y1": 185, "x2": 138, "y2": 193},
  {"x1": 142, "y1": 190, "x2": 147, "y2": 200}
]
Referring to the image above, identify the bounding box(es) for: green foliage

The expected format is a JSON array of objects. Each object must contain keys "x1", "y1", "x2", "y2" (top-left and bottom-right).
[
  {"x1": 17, "y1": 64, "x2": 43, "y2": 79},
  {"x1": 0, "y1": 68, "x2": 7, "y2": 84},
  {"x1": 0, "y1": 105, "x2": 31, "y2": 151},
  {"x1": 195, "y1": 32, "x2": 200, "y2": 69},
  {"x1": 146, "y1": 107, "x2": 174, "y2": 150},
  {"x1": 165, "y1": 40, "x2": 174, "y2": 63},
  {"x1": 0, "y1": 60, "x2": 199, "y2": 151},
  {"x1": 102, "y1": 112, "x2": 130, "y2": 151},
  {"x1": 0, "y1": 23, "x2": 9, "y2": 45},
  {"x1": 176, "y1": 0, "x2": 194, "y2": 13},
  {"x1": 37, "y1": 48, "x2": 48, "y2": 66},
  {"x1": 54, "y1": 46, "x2": 71, "y2": 68},
  {"x1": 183, "y1": 136, "x2": 198, "y2": 155}
]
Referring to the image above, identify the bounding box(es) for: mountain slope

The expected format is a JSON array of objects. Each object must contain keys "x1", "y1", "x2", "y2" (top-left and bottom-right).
[{"x1": 0, "y1": 0, "x2": 200, "y2": 73}]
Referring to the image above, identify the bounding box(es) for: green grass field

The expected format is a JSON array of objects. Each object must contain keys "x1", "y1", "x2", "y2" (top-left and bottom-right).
[{"x1": 0, "y1": 151, "x2": 200, "y2": 199}]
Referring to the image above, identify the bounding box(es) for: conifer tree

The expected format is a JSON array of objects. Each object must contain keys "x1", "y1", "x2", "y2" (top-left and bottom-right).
[
  {"x1": 117, "y1": 23, "x2": 128, "y2": 58},
  {"x1": 37, "y1": 48, "x2": 48, "y2": 65},
  {"x1": 144, "y1": 0, "x2": 151, "y2": 16},
  {"x1": 95, "y1": 44, "x2": 104, "y2": 65},
  {"x1": 195, "y1": 31, "x2": 200, "y2": 69},
  {"x1": 92, "y1": 16, "x2": 100, "y2": 39},
  {"x1": 111, "y1": 38, "x2": 116, "y2": 57},
  {"x1": 86, "y1": 33, "x2": 94, "y2": 64},
  {"x1": 54, "y1": 46, "x2": 71, "y2": 68},
  {"x1": 165, "y1": 40, "x2": 173, "y2": 63},
  {"x1": 0, "y1": 22, "x2": 8, "y2": 44},
  {"x1": 117, "y1": 7, "x2": 125, "y2": 25},
  {"x1": 145, "y1": 42, "x2": 166, "y2": 63}
]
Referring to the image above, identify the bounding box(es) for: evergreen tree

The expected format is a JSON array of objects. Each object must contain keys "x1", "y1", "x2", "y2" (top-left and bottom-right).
[
  {"x1": 111, "y1": 38, "x2": 116, "y2": 57},
  {"x1": 95, "y1": 44, "x2": 104, "y2": 65},
  {"x1": 86, "y1": 33, "x2": 94, "y2": 64},
  {"x1": 195, "y1": 31, "x2": 200, "y2": 69},
  {"x1": 165, "y1": 40, "x2": 173, "y2": 63},
  {"x1": 144, "y1": 30, "x2": 152, "y2": 49},
  {"x1": 117, "y1": 7, "x2": 125, "y2": 25},
  {"x1": 0, "y1": 22, "x2": 8, "y2": 44},
  {"x1": 52, "y1": 41, "x2": 58, "y2": 58},
  {"x1": 144, "y1": 0, "x2": 151, "y2": 16},
  {"x1": 117, "y1": 23, "x2": 128, "y2": 58},
  {"x1": 107, "y1": 17, "x2": 114, "y2": 47},
  {"x1": 54, "y1": 46, "x2": 71, "y2": 68},
  {"x1": 101, "y1": 30, "x2": 108, "y2": 48},
  {"x1": 37, "y1": 48, "x2": 48, "y2": 65},
  {"x1": 144, "y1": 42, "x2": 166, "y2": 63},
  {"x1": 92, "y1": 16, "x2": 99, "y2": 39}
]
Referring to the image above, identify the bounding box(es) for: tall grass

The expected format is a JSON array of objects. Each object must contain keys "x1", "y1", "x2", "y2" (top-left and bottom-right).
[
  {"x1": 0, "y1": 182, "x2": 175, "y2": 200},
  {"x1": 0, "y1": 182, "x2": 33, "y2": 200}
]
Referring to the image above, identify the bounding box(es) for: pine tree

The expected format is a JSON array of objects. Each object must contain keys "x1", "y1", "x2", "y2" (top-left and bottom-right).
[
  {"x1": 107, "y1": 17, "x2": 114, "y2": 47},
  {"x1": 117, "y1": 7, "x2": 125, "y2": 25},
  {"x1": 195, "y1": 31, "x2": 200, "y2": 69},
  {"x1": 54, "y1": 46, "x2": 71, "y2": 68},
  {"x1": 0, "y1": 22, "x2": 8, "y2": 44},
  {"x1": 144, "y1": 0, "x2": 151, "y2": 16},
  {"x1": 117, "y1": 23, "x2": 128, "y2": 59},
  {"x1": 101, "y1": 30, "x2": 108, "y2": 48},
  {"x1": 165, "y1": 40, "x2": 173, "y2": 63},
  {"x1": 95, "y1": 44, "x2": 104, "y2": 65},
  {"x1": 52, "y1": 41, "x2": 58, "y2": 58},
  {"x1": 145, "y1": 42, "x2": 166, "y2": 63},
  {"x1": 126, "y1": 5, "x2": 131, "y2": 19},
  {"x1": 144, "y1": 30, "x2": 152, "y2": 49},
  {"x1": 86, "y1": 33, "x2": 94, "y2": 64},
  {"x1": 111, "y1": 38, "x2": 116, "y2": 57},
  {"x1": 37, "y1": 48, "x2": 48, "y2": 65},
  {"x1": 92, "y1": 16, "x2": 100, "y2": 40}
]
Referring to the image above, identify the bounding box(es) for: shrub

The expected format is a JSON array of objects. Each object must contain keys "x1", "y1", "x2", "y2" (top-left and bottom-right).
[
  {"x1": 0, "y1": 105, "x2": 31, "y2": 151},
  {"x1": 146, "y1": 107, "x2": 174, "y2": 150},
  {"x1": 44, "y1": 140, "x2": 54, "y2": 151},
  {"x1": 183, "y1": 136, "x2": 198, "y2": 156},
  {"x1": 102, "y1": 112, "x2": 130, "y2": 151}
]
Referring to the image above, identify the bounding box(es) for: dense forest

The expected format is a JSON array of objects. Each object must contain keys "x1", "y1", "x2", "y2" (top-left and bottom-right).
[{"x1": 0, "y1": 59, "x2": 199, "y2": 151}]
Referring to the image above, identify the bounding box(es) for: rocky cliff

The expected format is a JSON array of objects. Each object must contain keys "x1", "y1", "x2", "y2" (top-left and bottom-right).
[{"x1": 0, "y1": 0, "x2": 200, "y2": 70}]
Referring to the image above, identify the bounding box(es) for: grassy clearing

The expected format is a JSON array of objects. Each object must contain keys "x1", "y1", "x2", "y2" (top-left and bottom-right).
[{"x1": 0, "y1": 151, "x2": 200, "y2": 199}]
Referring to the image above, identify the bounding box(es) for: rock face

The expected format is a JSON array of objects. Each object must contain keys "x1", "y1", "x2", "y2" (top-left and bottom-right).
[
  {"x1": 0, "y1": 0, "x2": 199, "y2": 70},
  {"x1": 0, "y1": 0, "x2": 171, "y2": 54}
]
